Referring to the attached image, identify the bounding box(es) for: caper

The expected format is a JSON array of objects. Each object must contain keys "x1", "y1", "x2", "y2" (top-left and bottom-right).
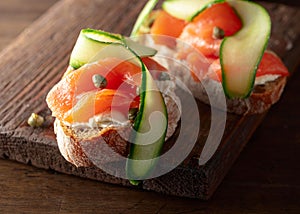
[
  {"x1": 27, "y1": 113, "x2": 44, "y2": 128},
  {"x1": 158, "y1": 72, "x2": 170, "y2": 81},
  {"x1": 128, "y1": 108, "x2": 139, "y2": 121},
  {"x1": 92, "y1": 74, "x2": 107, "y2": 89},
  {"x1": 213, "y1": 26, "x2": 225, "y2": 39}
]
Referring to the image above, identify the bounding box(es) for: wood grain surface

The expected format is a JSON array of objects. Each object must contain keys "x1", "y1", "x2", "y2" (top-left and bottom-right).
[{"x1": 0, "y1": 0, "x2": 299, "y2": 213}]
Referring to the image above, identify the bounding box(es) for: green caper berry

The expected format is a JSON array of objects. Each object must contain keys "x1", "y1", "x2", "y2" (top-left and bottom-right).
[
  {"x1": 213, "y1": 26, "x2": 225, "y2": 39},
  {"x1": 27, "y1": 113, "x2": 44, "y2": 128},
  {"x1": 128, "y1": 108, "x2": 139, "y2": 121},
  {"x1": 158, "y1": 72, "x2": 170, "y2": 81},
  {"x1": 92, "y1": 74, "x2": 107, "y2": 89}
]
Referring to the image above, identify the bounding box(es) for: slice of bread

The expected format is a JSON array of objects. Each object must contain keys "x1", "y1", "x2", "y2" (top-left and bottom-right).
[
  {"x1": 54, "y1": 79, "x2": 181, "y2": 167},
  {"x1": 137, "y1": 34, "x2": 287, "y2": 115}
]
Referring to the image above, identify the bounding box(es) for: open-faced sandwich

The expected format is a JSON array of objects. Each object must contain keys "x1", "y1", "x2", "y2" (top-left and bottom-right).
[
  {"x1": 46, "y1": 29, "x2": 181, "y2": 183},
  {"x1": 132, "y1": 0, "x2": 290, "y2": 114}
]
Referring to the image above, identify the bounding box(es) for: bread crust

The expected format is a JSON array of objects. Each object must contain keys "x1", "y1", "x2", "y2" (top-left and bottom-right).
[
  {"x1": 54, "y1": 119, "x2": 131, "y2": 167},
  {"x1": 234, "y1": 76, "x2": 287, "y2": 114}
]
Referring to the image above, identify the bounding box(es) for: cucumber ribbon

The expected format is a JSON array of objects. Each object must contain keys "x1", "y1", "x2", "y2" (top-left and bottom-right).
[{"x1": 69, "y1": 29, "x2": 168, "y2": 184}]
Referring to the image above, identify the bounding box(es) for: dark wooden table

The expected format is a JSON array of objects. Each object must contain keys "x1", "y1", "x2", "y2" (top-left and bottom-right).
[{"x1": 0, "y1": 0, "x2": 299, "y2": 213}]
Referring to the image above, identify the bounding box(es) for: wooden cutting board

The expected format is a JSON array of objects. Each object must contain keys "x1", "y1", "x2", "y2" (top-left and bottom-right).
[{"x1": 0, "y1": 0, "x2": 299, "y2": 200}]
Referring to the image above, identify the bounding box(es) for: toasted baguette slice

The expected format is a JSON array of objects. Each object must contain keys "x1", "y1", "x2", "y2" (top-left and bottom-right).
[{"x1": 54, "y1": 79, "x2": 181, "y2": 167}]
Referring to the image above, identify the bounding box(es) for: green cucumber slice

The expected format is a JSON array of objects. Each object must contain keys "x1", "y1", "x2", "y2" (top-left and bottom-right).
[
  {"x1": 82, "y1": 28, "x2": 123, "y2": 41},
  {"x1": 70, "y1": 29, "x2": 122, "y2": 69},
  {"x1": 123, "y1": 37, "x2": 157, "y2": 57},
  {"x1": 70, "y1": 29, "x2": 157, "y2": 69},
  {"x1": 220, "y1": 0, "x2": 271, "y2": 98},
  {"x1": 162, "y1": 0, "x2": 224, "y2": 21},
  {"x1": 102, "y1": 44, "x2": 167, "y2": 183},
  {"x1": 126, "y1": 60, "x2": 168, "y2": 183},
  {"x1": 131, "y1": 0, "x2": 159, "y2": 37},
  {"x1": 76, "y1": 40, "x2": 168, "y2": 184},
  {"x1": 88, "y1": 43, "x2": 142, "y2": 67}
]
